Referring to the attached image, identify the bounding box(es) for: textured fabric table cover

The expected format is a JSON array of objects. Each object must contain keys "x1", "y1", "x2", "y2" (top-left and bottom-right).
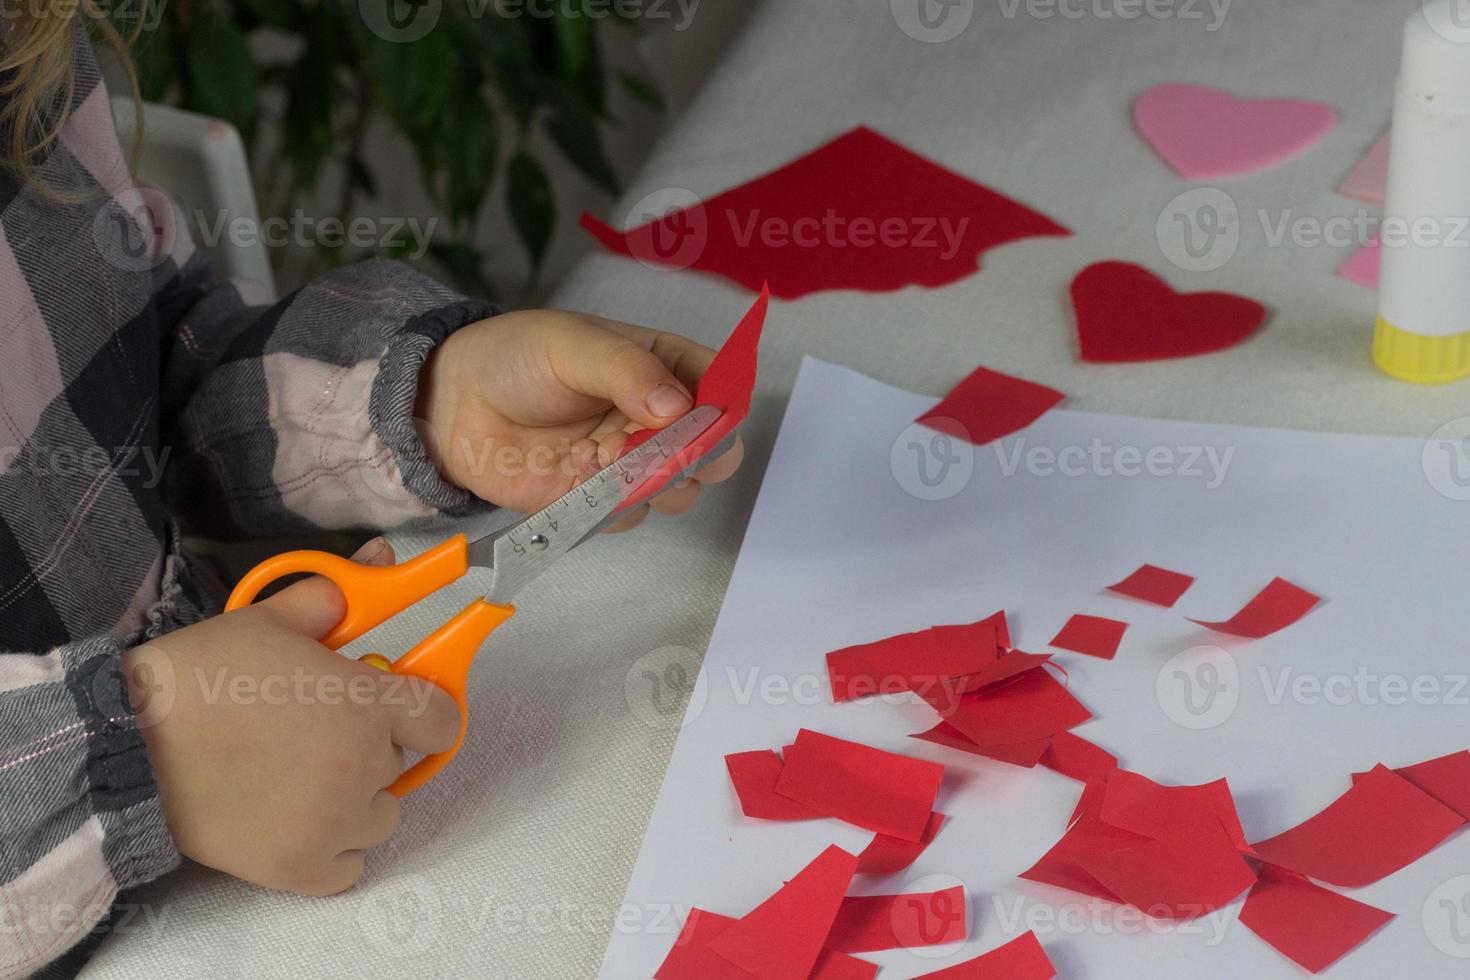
[{"x1": 85, "y1": 1, "x2": 1466, "y2": 976}]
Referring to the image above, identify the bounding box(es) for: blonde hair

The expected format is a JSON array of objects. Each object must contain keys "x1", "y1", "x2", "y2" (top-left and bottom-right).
[{"x1": 1, "y1": 0, "x2": 142, "y2": 188}]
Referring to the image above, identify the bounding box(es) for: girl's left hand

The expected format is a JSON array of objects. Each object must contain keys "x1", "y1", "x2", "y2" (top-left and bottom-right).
[{"x1": 416, "y1": 310, "x2": 745, "y2": 532}]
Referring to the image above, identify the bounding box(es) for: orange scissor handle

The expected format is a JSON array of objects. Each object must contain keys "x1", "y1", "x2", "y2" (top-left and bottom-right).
[{"x1": 224, "y1": 534, "x2": 472, "y2": 650}]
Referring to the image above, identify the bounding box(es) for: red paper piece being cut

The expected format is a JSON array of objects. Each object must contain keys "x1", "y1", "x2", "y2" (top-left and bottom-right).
[
  {"x1": 657, "y1": 908, "x2": 877, "y2": 980},
  {"x1": 1250, "y1": 764, "x2": 1464, "y2": 887},
  {"x1": 1075, "y1": 820, "x2": 1257, "y2": 919},
  {"x1": 1097, "y1": 769, "x2": 1249, "y2": 852},
  {"x1": 912, "y1": 931, "x2": 1057, "y2": 979},
  {"x1": 774, "y1": 729, "x2": 945, "y2": 842},
  {"x1": 915, "y1": 365, "x2": 1064, "y2": 447},
  {"x1": 824, "y1": 886, "x2": 968, "y2": 953},
  {"x1": 911, "y1": 721, "x2": 1051, "y2": 768},
  {"x1": 923, "y1": 667, "x2": 1092, "y2": 748},
  {"x1": 1189, "y1": 576, "x2": 1321, "y2": 638},
  {"x1": 619, "y1": 286, "x2": 768, "y2": 511},
  {"x1": 1040, "y1": 731, "x2": 1118, "y2": 785},
  {"x1": 1071, "y1": 261, "x2": 1268, "y2": 363},
  {"x1": 825, "y1": 619, "x2": 999, "y2": 703},
  {"x1": 580, "y1": 126, "x2": 1069, "y2": 299},
  {"x1": 1048, "y1": 614, "x2": 1128, "y2": 660},
  {"x1": 725, "y1": 750, "x2": 821, "y2": 822},
  {"x1": 705, "y1": 845, "x2": 860, "y2": 980},
  {"x1": 1106, "y1": 564, "x2": 1195, "y2": 607},
  {"x1": 855, "y1": 811, "x2": 946, "y2": 875},
  {"x1": 1238, "y1": 864, "x2": 1394, "y2": 975}
]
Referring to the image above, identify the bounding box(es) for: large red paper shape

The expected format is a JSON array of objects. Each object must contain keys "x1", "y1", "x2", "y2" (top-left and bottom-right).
[
  {"x1": 1250, "y1": 764, "x2": 1464, "y2": 887},
  {"x1": 774, "y1": 730, "x2": 945, "y2": 842},
  {"x1": 1071, "y1": 261, "x2": 1268, "y2": 363},
  {"x1": 1075, "y1": 820, "x2": 1257, "y2": 919},
  {"x1": 581, "y1": 126, "x2": 1069, "y2": 299},
  {"x1": 915, "y1": 365, "x2": 1064, "y2": 447},
  {"x1": 824, "y1": 886, "x2": 968, "y2": 953},
  {"x1": 912, "y1": 931, "x2": 1056, "y2": 979},
  {"x1": 620, "y1": 286, "x2": 768, "y2": 511},
  {"x1": 911, "y1": 721, "x2": 1051, "y2": 768},
  {"x1": 1098, "y1": 769, "x2": 1249, "y2": 852},
  {"x1": 1020, "y1": 810, "x2": 1152, "y2": 903},
  {"x1": 1048, "y1": 614, "x2": 1128, "y2": 661},
  {"x1": 705, "y1": 845, "x2": 860, "y2": 980},
  {"x1": 725, "y1": 750, "x2": 821, "y2": 821},
  {"x1": 1106, "y1": 564, "x2": 1195, "y2": 607},
  {"x1": 1238, "y1": 864, "x2": 1394, "y2": 974},
  {"x1": 925, "y1": 668, "x2": 1092, "y2": 748},
  {"x1": 826, "y1": 619, "x2": 999, "y2": 703},
  {"x1": 856, "y1": 811, "x2": 945, "y2": 876},
  {"x1": 1390, "y1": 750, "x2": 1470, "y2": 820},
  {"x1": 658, "y1": 909, "x2": 877, "y2": 980},
  {"x1": 1041, "y1": 731, "x2": 1118, "y2": 785},
  {"x1": 1188, "y1": 576, "x2": 1321, "y2": 638}
]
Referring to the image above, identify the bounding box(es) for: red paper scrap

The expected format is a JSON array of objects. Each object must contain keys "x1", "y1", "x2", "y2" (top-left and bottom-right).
[
  {"x1": 1106, "y1": 564, "x2": 1195, "y2": 607},
  {"x1": 826, "y1": 619, "x2": 999, "y2": 703},
  {"x1": 1238, "y1": 864, "x2": 1394, "y2": 974},
  {"x1": 1250, "y1": 764, "x2": 1464, "y2": 887},
  {"x1": 1071, "y1": 261, "x2": 1268, "y2": 363},
  {"x1": 911, "y1": 721, "x2": 1051, "y2": 768},
  {"x1": 950, "y1": 650, "x2": 1053, "y2": 696},
  {"x1": 581, "y1": 126, "x2": 1069, "y2": 299},
  {"x1": 915, "y1": 365, "x2": 1064, "y2": 447},
  {"x1": 1075, "y1": 820, "x2": 1257, "y2": 919},
  {"x1": 658, "y1": 908, "x2": 877, "y2": 980},
  {"x1": 725, "y1": 751, "x2": 821, "y2": 822},
  {"x1": 824, "y1": 886, "x2": 968, "y2": 953},
  {"x1": 856, "y1": 811, "x2": 946, "y2": 876},
  {"x1": 1048, "y1": 614, "x2": 1128, "y2": 661},
  {"x1": 705, "y1": 845, "x2": 861, "y2": 980},
  {"x1": 912, "y1": 931, "x2": 1057, "y2": 979},
  {"x1": 980, "y1": 609, "x2": 1012, "y2": 649},
  {"x1": 1041, "y1": 731, "x2": 1118, "y2": 785},
  {"x1": 620, "y1": 286, "x2": 768, "y2": 510},
  {"x1": 1188, "y1": 576, "x2": 1320, "y2": 638},
  {"x1": 1098, "y1": 769, "x2": 1249, "y2": 852},
  {"x1": 1068, "y1": 775, "x2": 1110, "y2": 826},
  {"x1": 1353, "y1": 751, "x2": 1470, "y2": 821},
  {"x1": 774, "y1": 730, "x2": 945, "y2": 843},
  {"x1": 924, "y1": 668, "x2": 1092, "y2": 748},
  {"x1": 1020, "y1": 810, "x2": 1152, "y2": 903}
]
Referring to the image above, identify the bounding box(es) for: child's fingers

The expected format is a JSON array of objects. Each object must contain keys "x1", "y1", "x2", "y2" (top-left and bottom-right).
[
  {"x1": 692, "y1": 435, "x2": 744, "y2": 485},
  {"x1": 602, "y1": 504, "x2": 650, "y2": 534},
  {"x1": 350, "y1": 536, "x2": 396, "y2": 566},
  {"x1": 354, "y1": 791, "x2": 402, "y2": 850},
  {"x1": 649, "y1": 482, "x2": 701, "y2": 517},
  {"x1": 256, "y1": 577, "x2": 348, "y2": 639},
  {"x1": 544, "y1": 320, "x2": 694, "y2": 431},
  {"x1": 383, "y1": 676, "x2": 461, "y2": 755}
]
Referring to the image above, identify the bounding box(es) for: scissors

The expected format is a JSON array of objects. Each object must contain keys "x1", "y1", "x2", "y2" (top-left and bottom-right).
[{"x1": 224, "y1": 405, "x2": 727, "y2": 796}]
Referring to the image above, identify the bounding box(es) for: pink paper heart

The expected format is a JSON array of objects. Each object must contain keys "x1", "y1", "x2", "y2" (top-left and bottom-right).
[{"x1": 1134, "y1": 83, "x2": 1337, "y2": 180}]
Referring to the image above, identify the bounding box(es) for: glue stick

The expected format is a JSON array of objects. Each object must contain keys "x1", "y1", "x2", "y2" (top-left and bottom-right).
[{"x1": 1375, "y1": 0, "x2": 1470, "y2": 384}]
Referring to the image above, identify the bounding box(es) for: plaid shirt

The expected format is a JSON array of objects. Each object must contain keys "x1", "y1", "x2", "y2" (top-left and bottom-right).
[{"x1": 1, "y1": 29, "x2": 494, "y2": 977}]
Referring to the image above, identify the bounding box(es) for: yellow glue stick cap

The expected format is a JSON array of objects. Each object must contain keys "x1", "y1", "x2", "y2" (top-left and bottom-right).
[{"x1": 1373, "y1": 316, "x2": 1470, "y2": 385}]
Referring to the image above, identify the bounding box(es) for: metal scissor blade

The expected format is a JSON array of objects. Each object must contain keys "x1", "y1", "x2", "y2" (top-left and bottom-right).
[{"x1": 465, "y1": 404, "x2": 724, "y2": 605}]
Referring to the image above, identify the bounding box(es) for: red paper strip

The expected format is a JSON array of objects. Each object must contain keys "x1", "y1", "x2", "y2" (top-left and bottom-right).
[
  {"x1": 1048, "y1": 614, "x2": 1128, "y2": 660},
  {"x1": 581, "y1": 126, "x2": 1069, "y2": 299},
  {"x1": 912, "y1": 931, "x2": 1057, "y2": 979},
  {"x1": 1075, "y1": 820, "x2": 1257, "y2": 919},
  {"x1": 915, "y1": 365, "x2": 1065, "y2": 447},
  {"x1": 658, "y1": 909, "x2": 877, "y2": 980},
  {"x1": 1188, "y1": 576, "x2": 1320, "y2": 638},
  {"x1": 826, "y1": 619, "x2": 999, "y2": 703},
  {"x1": 911, "y1": 721, "x2": 1051, "y2": 768},
  {"x1": 1106, "y1": 564, "x2": 1195, "y2": 607},
  {"x1": 705, "y1": 845, "x2": 860, "y2": 980},
  {"x1": 1250, "y1": 764, "x2": 1464, "y2": 887},
  {"x1": 1020, "y1": 810, "x2": 1152, "y2": 903},
  {"x1": 950, "y1": 650, "x2": 1053, "y2": 696},
  {"x1": 1071, "y1": 261, "x2": 1268, "y2": 362},
  {"x1": 725, "y1": 750, "x2": 821, "y2": 821},
  {"x1": 1041, "y1": 731, "x2": 1118, "y2": 785},
  {"x1": 824, "y1": 886, "x2": 968, "y2": 953},
  {"x1": 855, "y1": 811, "x2": 946, "y2": 875},
  {"x1": 774, "y1": 730, "x2": 945, "y2": 842},
  {"x1": 1385, "y1": 750, "x2": 1470, "y2": 820},
  {"x1": 1238, "y1": 864, "x2": 1394, "y2": 974},
  {"x1": 1098, "y1": 769, "x2": 1249, "y2": 852},
  {"x1": 924, "y1": 668, "x2": 1092, "y2": 748},
  {"x1": 620, "y1": 286, "x2": 768, "y2": 511}
]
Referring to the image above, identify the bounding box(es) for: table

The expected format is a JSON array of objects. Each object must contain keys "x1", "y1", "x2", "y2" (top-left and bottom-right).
[{"x1": 86, "y1": 1, "x2": 1469, "y2": 976}]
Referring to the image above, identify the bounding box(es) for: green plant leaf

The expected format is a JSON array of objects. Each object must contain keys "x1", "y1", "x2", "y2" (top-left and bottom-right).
[
  {"x1": 507, "y1": 151, "x2": 553, "y2": 271},
  {"x1": 550, "y1": 1, "x2": 592, "y2": 78},
  {"x1": 282, "y1": 4, "x2": 338, "y2": 191},
  {"x1": 128, "y1": 11, "x2": 177, "y2": 103},
  {"x1": 543, "y1": 86, "x2": 618, "y2": 196},
  {"x1": 183, "y1": 15, "x2": 258, "y2": 135},
  {"x1": 616, "y1": 70, "x2": 664, "y2": 112},
  {"x1": 239, "y1": 0, "x2": 297, "y2": 30},
  {"x1": 425, "y1": 240, "x2": 498, "y2": 300},
  {"x1": 364, "y1": 25, "x2": 455, "y2": 137},
  {"x1": 442, "y1": 79, "x2": 498, "y2": 229}
]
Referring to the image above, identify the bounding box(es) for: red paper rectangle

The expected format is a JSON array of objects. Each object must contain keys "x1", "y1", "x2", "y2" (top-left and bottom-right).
[
  {"x1": 826, "y1": 619, "x2": 999, "y2": 703},
  {"x1": 912, "y1": 931, "x2": 1056, "y2": 979},
  {"x1": 1238, "y1": 863, "x2": 1394, "y2": 974},
  {"x1": 1040, "y1": 731, "x2": 1118, "y2": 785},
  {"x1": 856, "y1": 811, "x2": 946, "y2": 875},
  {"x1": 916, "y1": 365, "x2": 1065, "y2": 447},
  {"x1": 924, "y1": 668, "x2": 1092, "y2": 748},
  {"x1": 1387, "y1": 750, "x2": 1470, "y2": 820},
  {"x1": 774, "y1": 729, "x2": 945, "y2": 842},
  {"x1": 910, "y1": 721, "x2": 1051, "y2": 768},
  {"x1": 725, "y1": 750, "x2": 821, "y2": 821},
  {"x1": 658, "y1": 908, "x2": 877, "y2": 980},
  {"x1": 1048, "y1": 614, "x2": 1128, "y2": 660},
  {"x1": 1250, "y1": 764, "x2": 1464, "y2": 887},
  {"x1": 1019, "y1": 810, "x2": 1152, "y2": 903},
  {"x1": 1097, "y1": 769, "x2": 1248, "y2": 852},
  {"x1": 824, "y1": 886, "x2": 968, "y2": 953},
  {"x1": 1106, "y1": 564, "x2": 1195, "y2": 607},
  {"x1": 1188, "y1": 576, "x2": 1320, "y2": 638},
  {"x1": 1075, "y1": 819, "x2": 1257, "y2": 919}
]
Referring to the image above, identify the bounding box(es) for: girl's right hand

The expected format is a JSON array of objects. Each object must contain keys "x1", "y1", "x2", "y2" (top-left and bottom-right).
[{"x1": 120, "y1": 539, "x2": 460, "y2": 895}]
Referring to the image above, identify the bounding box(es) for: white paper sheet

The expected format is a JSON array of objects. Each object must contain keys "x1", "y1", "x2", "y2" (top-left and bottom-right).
[{"x1": 599, "y1": 356, "x2": 1470, "y2": 979}]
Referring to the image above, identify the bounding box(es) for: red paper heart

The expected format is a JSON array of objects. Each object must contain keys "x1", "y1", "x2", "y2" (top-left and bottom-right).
[{"x1": 1070, "y1": 261, "x2": 1268, "y2": 363}]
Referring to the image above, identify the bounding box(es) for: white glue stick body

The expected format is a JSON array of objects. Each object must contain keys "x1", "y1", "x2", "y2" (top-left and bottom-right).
[{"x1": 1376, "y1": 0, "x2": 1470, "y2": 383}]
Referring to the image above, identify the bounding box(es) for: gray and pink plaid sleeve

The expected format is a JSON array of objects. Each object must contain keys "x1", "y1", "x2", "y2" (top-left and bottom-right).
[{"x1": 2, "y1": 26, "x2": 495, "y2": 977}]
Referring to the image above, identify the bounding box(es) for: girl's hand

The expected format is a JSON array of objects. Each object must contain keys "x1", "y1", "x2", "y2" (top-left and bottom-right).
[
  {"x1": 123, "y1": 541, "x2": 460, "y2": 895},
  {"x1": 417, "y1": 310, "x2": 745, "y2": 532}
]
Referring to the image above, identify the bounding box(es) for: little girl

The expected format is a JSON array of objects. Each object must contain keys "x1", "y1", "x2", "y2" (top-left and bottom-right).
[{"x1": 0, "y1": 9, "x2": 740, "y2": 977}]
